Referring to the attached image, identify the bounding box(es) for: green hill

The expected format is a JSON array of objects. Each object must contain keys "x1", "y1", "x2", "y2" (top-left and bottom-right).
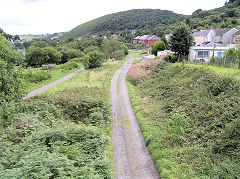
[
  {"x1": 62, "y1": 9, "x2": 182, "y2": 39},
  {"x1": 186, "y1": 0, "x2": 240, "y2": 29}
]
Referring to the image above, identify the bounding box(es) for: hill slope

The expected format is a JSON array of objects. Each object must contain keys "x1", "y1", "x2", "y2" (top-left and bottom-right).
[{"x1": 62, "y1": 9, "x2": 182, "y2": 39}]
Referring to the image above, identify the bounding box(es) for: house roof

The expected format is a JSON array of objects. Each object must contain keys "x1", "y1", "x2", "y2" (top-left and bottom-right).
[
  {"x1": 190, "y1": 46, "x2": 232, "y2": 50},
  {"x1": 139, "y1": 35, "x2": 151, "y2": 40},
  {"x1": 193, "y1": 30, "x2": 209, "y2": 37},
  {"x1": 232, "y1": 29, "x2": 240, "y2": 36},
  {"x1": 212, "y1": 28, "x2": 232, "y2": 36},
  {"x1": 148, "y1": 35, "x2": 161, "y2": 41}
]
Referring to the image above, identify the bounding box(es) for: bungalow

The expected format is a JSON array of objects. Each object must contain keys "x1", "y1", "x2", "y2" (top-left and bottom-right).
[{"x1": 188, "y1": 46, "x2": 232, "y2": 62}]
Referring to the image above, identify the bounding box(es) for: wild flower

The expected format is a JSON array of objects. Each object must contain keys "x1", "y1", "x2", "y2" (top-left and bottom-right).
[{"x1": 128, "y1": 56, "x2": 165, "y2": 85}]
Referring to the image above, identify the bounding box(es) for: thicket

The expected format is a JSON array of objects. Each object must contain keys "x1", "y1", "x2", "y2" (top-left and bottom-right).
[{"x1": 128, "y1": 62, "x2": 240, "y2": 178}]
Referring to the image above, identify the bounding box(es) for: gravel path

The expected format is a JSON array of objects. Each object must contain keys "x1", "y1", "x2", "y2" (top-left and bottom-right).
[
  {"x1": 23, "y1": 68, "x2": 84, "y2": 99},
  {"x1": 110, "y1": 55, "x2": 159, "y2": 179}
]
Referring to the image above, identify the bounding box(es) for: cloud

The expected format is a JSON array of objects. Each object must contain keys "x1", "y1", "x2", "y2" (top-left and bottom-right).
[
  {"x1": 21, "y1": 0, "x2": 47, "y2": 3},
  {"x1": 0, "y1": 19, "x2": 34, "y2": 26}
]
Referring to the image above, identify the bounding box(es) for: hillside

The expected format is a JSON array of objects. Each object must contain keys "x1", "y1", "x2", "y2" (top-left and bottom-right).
[
  {"x1": 62, "y1": 1, "x2": 240, "y2": 40},
  {"x1": 187, "y1": 0, "x2": 240, "y2": 29},
  {"x1": 62, "y1": 9, "x2": 182, "y2": 39}
]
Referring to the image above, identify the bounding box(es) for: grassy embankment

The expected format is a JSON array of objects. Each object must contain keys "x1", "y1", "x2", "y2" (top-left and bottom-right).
[
  {"x1": 0, "y1": 58, "x2": 128, "y2": 178},
  {"x1": 126, "y1": 54, "x2": 240, "y2": 178},
  {"x1": 180, "y1": 63, "x2": 240, "y2": 80}
]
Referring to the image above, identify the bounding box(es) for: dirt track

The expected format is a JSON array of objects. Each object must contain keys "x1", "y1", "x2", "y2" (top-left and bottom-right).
[
  {"x1": 110, "y1": 55, "x2": 159, "y2": 179},
  {"x1": 23, "y1": 68, "x2": 84, "y2": 99}
]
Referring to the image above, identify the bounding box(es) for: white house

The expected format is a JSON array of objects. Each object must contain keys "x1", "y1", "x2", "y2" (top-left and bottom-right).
[
  {"x1": 188, "y1": 46, "x2": 232, "y2": 62},
  {"x1": 193, "y1": 28, "x2": 238, "y2": 47}
]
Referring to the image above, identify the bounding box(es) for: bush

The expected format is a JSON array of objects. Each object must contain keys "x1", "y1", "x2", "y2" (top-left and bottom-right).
[
  {"x1": 151, "y1": 40, "x2": 166, "y2": 56},
  {"x1": 163, "y1": 55, "x2": 178, "y2": 63},
  {"x1": 70, "y1": 57, "x2": 84, "y2": 63},
  {"x1": 112, "y1": 50, "x2": 125, "y2": 60},
  {"x1": 24, "y1": 70, "x2": 51, "y2": 83},
  {"x1": 83, "y1": 50, "x2": 105, "y2": 69},
  {"x1": 57, "y1": 61, "x2": 79, "y2": 71}
]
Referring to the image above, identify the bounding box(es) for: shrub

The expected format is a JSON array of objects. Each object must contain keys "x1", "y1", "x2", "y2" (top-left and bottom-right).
[
  {"x1": 83, "y1": 50, "x2": 105, "y2": 69},
  {"x1": 24, "y1": 70, "x2": 51, "y2": 83},
  {"x1": 57, "y1": 61, "x2": 78, "y2": 71},
  {"x1": 112, "y1": 50, "x2": 125, "y2": 60},
  {"x1": 163, "y1": 55, "x2": 178, "y2": 63},
  {"x1": 70, "y1": 57, "x2": 84, "y2": 63},
  {"x1": 151, "y1": 40, "x2": 166, "y2": 56}
]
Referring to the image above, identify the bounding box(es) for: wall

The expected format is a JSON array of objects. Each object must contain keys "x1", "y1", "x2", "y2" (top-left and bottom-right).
[
  {"x1": 222, "y1": 28, "x2": 238, "y2": 44},
  {"x1": 194, "y1": 36, "x2": 207, "y2": 46},
  {"x1": 188, "y1": 49, "x2": 227, "y2": 63}
]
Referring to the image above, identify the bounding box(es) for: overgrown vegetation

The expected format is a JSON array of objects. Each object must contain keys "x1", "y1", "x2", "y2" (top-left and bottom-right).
[
  {"x1": 0, "y1": 59, "x2": 124, "y2": 178},
  {"x1": 127, "y1": 60, "x2": 240, "y2": 178}
]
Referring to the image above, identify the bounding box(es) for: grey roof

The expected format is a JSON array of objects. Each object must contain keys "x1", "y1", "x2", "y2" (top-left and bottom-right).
[
  {"x1": 213, "y1": 28, "x2": 232, "y2": 36},
  {"x1": 148, "y1": 35, "x2": 161, "y2": 41},
  {"x1": 232, "y1": 29, "x2": 240, "y2": 36},
  {"x1": 139, "y1": 35, "x2": 151, "y2": 40},
  {"x1": 193, "y1": 30, "x2": 209, "y2": 36}
]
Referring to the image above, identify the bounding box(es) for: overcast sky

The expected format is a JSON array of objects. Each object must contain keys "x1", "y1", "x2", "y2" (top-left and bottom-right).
[{"x1": 0, "y1": 0, "x2": 226, "y2": 35}]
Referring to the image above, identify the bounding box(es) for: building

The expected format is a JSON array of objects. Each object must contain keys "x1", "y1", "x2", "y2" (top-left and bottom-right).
[
  {"x1": 231, "y1": 30, "x2": 240, "y2": 45},
  {"x1": 193, "y1": 30, "x2": 210, "y2": 46},
  {"x1": 188, "y1": 46, "x2": 232, "y2": 62},
  {"x1": 193, "y1": 28, "x2": 238, "y2": 47},
  {"x1": 133, "y1": 35, "x2": 161, "y2": 46},
  {"x1": 148, "y1": 35, "x2": 161, "y2": 46}
]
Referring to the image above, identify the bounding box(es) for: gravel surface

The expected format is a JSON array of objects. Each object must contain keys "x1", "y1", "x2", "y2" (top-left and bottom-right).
[
  {"x1": 110, "y1": 55, "x2": 159, "y2": 179},
  {"x1": 23, "y1": 68, "x2": 84, "y2": 99}
]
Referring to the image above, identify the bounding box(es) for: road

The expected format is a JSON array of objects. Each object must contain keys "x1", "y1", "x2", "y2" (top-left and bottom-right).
[
  {"x1": 23, "y1": 68, "x2": 84, "y2": 99},
  {"x1": 110, "y1": 55, "x2": 159, "y2": 179}
]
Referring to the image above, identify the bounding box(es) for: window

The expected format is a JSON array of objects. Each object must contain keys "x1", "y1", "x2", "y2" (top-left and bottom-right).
[{"x1": 197, "y1": 51, "x2": 210, "y2": 58}]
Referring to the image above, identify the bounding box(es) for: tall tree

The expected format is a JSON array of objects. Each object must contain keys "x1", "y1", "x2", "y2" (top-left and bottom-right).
[
  {"x1": 0, "y1": 34, "x2": 24, "y2": 103},
  {"x1": 170, "y1": 25, "x2": 193, "y2": 61}
]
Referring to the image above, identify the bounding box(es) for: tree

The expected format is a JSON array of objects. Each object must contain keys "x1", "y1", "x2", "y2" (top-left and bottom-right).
[
  {"x1": 170, "y1": 25, "x2": 194, "y2": 61},
  {"x1": 151, "y1": 40, "x2": 166, "y2": 56},
  {"x1": 26, "y1": 46, "x2": 61, "y2": 67},
  {"x1": 0, "y1": 34, "x2": 24, "y2": 103},
  {"x1": 83, "y1": 50, "x2": 105, "y2": 69}
]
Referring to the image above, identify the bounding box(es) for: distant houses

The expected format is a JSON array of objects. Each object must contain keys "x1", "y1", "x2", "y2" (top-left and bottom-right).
[
  {"x1": 189, "y1": 28, "x2": 240, "y2": 62},
  {"x1": 133, "y1": 35, "x2": 161, "y2": 47}
]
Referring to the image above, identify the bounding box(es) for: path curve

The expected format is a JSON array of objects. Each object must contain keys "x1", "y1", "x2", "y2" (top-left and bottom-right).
[
  {"x1": 23, "y1": 68, "x2": 84, "y2": 99},
  {"x1": 110, "y1": 55, "x2": 159, "y2": 179}
]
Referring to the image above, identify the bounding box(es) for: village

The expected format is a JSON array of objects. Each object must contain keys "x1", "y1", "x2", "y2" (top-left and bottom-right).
[{"x1": 133, "y1": 28, "x2": 240, "y2": 62}]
